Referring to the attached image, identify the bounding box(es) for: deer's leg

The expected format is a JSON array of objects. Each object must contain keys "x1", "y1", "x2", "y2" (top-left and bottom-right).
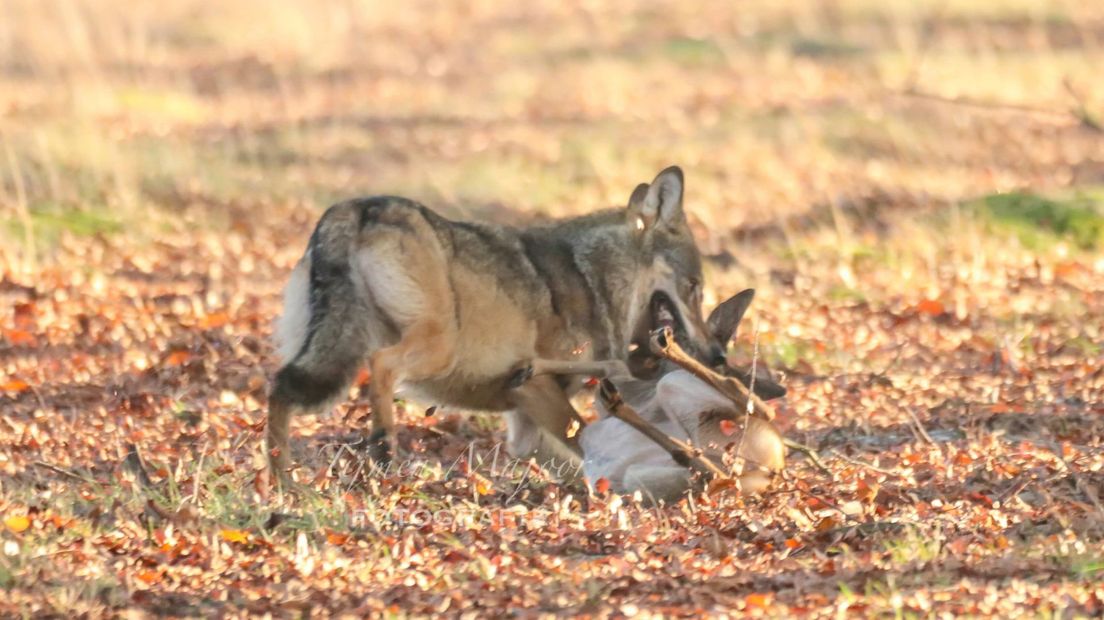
[{"x1": 506, "y1": 375, "x2": 586, "y2": 480}]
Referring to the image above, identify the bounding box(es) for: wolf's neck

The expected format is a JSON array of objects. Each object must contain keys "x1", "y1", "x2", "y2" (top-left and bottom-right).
[{"x1": 519, "y1": 214, "x2": 641, "y2": 361}]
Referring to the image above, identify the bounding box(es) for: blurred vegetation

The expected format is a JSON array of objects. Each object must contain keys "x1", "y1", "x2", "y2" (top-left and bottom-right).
[
  {"x1": 1, "y1": 0, "x2": 1102, "y2": 254},
  {"x1": 976, "y1": 189, "x2": 1104, "y2": 250}
]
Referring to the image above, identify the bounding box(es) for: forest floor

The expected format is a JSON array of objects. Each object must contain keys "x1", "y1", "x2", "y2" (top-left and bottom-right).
[{"x1": 2, "y1": 0, "x2": 1104, "y2": 616}]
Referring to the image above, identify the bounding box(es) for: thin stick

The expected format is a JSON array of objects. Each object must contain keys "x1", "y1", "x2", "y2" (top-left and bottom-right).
[
  {"x1": 649, "y1": 327, "x2": 777, "y2": 421},
  {"x1": 598, "y1": 379, "x2": 729, "y2": 482},
  {"x1": 782, "y1": 439, "x2": 833, "y2": 478},
  {"x1": 33, "y1": 460, "x2": 98, "y2": 484},
  {"x1": 824, "y1": 449, "x2": 902, "y2": 477},
  {"x1": 903, "y1": 407, "x2": 936, "y2": 446}
]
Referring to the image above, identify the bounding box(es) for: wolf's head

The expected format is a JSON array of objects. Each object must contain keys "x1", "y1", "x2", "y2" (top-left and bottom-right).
[{"x1": 623, "y1": 166, "x2": 717, "y2": 376}]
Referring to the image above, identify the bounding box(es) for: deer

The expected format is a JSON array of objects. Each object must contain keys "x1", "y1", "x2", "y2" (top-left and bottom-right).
[{"x1": 511, "y1": 288, "x2": 792, "y2": 503}]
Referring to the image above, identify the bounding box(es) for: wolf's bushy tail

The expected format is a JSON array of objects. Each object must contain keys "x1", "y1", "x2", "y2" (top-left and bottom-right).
[{"x1": 271, "y1": 202, "x2": 367, "y2": 412}]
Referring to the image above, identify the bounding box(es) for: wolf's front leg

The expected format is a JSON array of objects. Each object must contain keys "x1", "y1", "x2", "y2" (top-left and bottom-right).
[{"x1": 508, "y1": 358, "x2": 632, "y2": 388}]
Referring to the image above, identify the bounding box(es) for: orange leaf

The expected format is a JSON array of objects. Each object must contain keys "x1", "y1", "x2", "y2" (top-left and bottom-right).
[
  {"x1": 814, "y1": 516, "x2": 838, "y2": 532},
  {"x1": 1054, "y1": 261, "x2": 1080, "y2": 278},
  {"x1": 356, "y1": 367, "x2": 371, "y2": 386},
  {"x1": 13, "y1": 302, "x2": 35, "y2": 328},
  {"x1": 136, "y1": 569, "x2": 162, "y2": 584},
  {"x1": 165, "y1": 350, "x2": 190, "y2": 366},
  {"x1": 326, "y1": 531, "x2": 350, "y2": 545},
  {"x1": 990, "y1": 402, "x2": 1012, "y2": 414},
  {"x1": 746, "y1": 593, "x2": 771, "y2": 608},
  {"x1": 4, "y1": 515, "x2": 30, "y2": 533},
  {"x1": 220, "y1": 529, "x2": 250, "y2": 544},
  {"x1": 475, "y1": 477, "x2": 493, "y2": 496},
  {"x1": 784, "y1": 538, "x2": 801, "y2": 549},
  {"x1": 916, "y1": 299, "x2": 944, "y2": 316},
  {"x1": 1, "y1": 379, "x2": 29, "y2": 393},
  {"x1": 706, "y1": 477, "x2": 737, "y2": 495},
  {"x1": 719, "y1": 419, "x2": 739, "y2": 436},
  {"x1": 3, "y1": 329, "x2": 35, "y2": 346},
  {"x1": 594, "y1": 477, "x2": 610, "y2": 495},
  {"x1": 199, "y1": 312, "x2": 230, "y2": 329}
]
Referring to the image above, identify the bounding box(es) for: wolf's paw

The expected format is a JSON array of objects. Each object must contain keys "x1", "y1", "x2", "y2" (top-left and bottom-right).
[
  {"x1": 363, "y1": 428, "x2": 398, "y2": 469},
  {"x1": 507, "y1": 363, "x2": 534, "y2": 389}
]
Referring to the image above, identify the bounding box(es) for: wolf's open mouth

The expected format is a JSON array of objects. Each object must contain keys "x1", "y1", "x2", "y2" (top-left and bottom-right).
[
  {"x1": 651, "y1": 292, "x2": 680, "y2": 332},
  {"x1": 627, "y1": 291, "x2": 686, "y2": 378}
]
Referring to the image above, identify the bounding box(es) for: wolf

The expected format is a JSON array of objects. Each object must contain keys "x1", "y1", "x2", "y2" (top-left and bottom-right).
[{"x1": 267, "y1": 166, "x2": 722, "y2": 481}]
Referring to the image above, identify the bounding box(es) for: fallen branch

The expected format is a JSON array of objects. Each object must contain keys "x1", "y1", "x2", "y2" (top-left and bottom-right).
[
  {"x1": 598, "y1": 379, "x2": 729, "y2": 482},
  {"x1": 649, "y1": 327, "x2": 777, "y2": 421}
]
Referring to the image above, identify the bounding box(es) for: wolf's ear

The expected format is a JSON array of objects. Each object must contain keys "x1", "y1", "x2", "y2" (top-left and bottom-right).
[
  {"x1": 627, "y1": 166, "x2": 685, "y2": 232},
  {"x1": 708, "y1": 288, "x2": 755, "y2": 343}
]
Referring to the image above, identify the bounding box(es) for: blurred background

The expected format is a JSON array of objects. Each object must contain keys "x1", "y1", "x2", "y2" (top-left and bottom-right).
[{"x1": 2, "y1": 0, "x2": 1102, "y2": 255}]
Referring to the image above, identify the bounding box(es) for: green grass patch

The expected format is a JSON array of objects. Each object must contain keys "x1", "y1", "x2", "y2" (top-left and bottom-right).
[
  {"x1": 661, "y1": 37, "x2": 725, "y2": 66},
  {"x1": 974, "y1": 189, "x2": 1104, "y2": 251},
  {"x1": 4, "y1": 202, "x2": 123, "y2": 243},
  {"x1": 790, "y1": 36, "x2": 867, "y2": 59}
]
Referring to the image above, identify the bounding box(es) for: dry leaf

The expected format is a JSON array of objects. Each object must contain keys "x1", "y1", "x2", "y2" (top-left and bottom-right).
[{"x1": 4, "y1": 515, "x2": 30, "y2": 533}]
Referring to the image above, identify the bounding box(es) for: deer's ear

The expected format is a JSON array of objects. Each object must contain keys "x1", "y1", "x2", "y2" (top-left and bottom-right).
[
  {"x1": 733, "y1": 365, "x2": 788, "y2": 400},
  {"x1": 627, "y1": 166, "x2": 685, "y2": 233},
  {"x1": 707, "y1": 288, "x2": 755, "y2": 343}
]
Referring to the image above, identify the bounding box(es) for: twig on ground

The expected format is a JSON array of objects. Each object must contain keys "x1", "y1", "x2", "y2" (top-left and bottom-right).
[
  {"x1": 824, "y1": 449, "x2": 903, "y2": 477},
  {"x1": 33, "y1": 460, "x2": 98, "y2": 484},
  {"x1": 890, "y1": 88, "x2": 1075, "y2": 122},
  {"x1": 903, "y1": 407, "x2": 936, "y2": 446},
  {"x1": 783, "y1": 439, "x2": 833, "y2": 478}
]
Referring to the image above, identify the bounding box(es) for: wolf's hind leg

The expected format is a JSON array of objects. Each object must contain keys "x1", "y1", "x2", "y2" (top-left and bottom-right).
[
  {"x1": 268, "y1": 357, "x2": 361, "y2": 483},
  {"x1": 366, "y1": 318, "x2": 455, "y2": 464}
]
